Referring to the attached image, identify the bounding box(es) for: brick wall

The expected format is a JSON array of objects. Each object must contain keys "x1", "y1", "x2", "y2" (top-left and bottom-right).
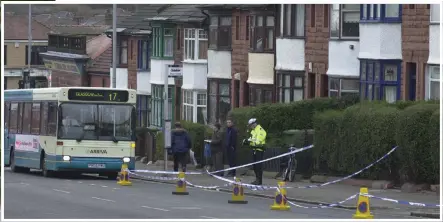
[
  {"x1": 401, "y1": 4, "x2": 430, "y2": 100},
  {"x1": 174, "y1": 25, "x2": 184, "y2": 65},
  {"x1": 128, "y1": 36, "x2": 139, "y2": 90},
  {"x1": 305, "y1": 4, "x2": 329, "y2": 98},
  {"x1": 51, "y1": 70, "x2": 84, "y2": 87},
  {"x1": 89, "y1": 74, "x2": 110, "y2": 87},
  {"x1": 231, "y1": 9, "x2": 250, "y2": 107}
]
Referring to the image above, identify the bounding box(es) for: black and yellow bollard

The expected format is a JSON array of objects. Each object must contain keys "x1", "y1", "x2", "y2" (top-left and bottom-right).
[
  {"x1": 228, "y1": 178, "x2": 248, "y2": 204},
  {"x1": 172, "y1": 171, "x2": 189, "y2": 195},
  {"x1": 117, "y1": 163, "x2": 132, "y2": 186},
  {"x1": 353, "y1": 187, "x2": 374, "y2": 219},
  {"x1": 270, "y1": 181, "x2": 291, "y2": 211}
]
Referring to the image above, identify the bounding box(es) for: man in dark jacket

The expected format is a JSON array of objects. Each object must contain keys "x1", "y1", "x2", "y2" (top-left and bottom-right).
[
  {"x1": 210, "y1": 122, "x2": 224, "y2": 176},
  {"x1": 224, "y1": 119, "x2": 237, "y2": 177},
  {"x1": 171, "y1": 122, "x2": 192, "y2": 172}
]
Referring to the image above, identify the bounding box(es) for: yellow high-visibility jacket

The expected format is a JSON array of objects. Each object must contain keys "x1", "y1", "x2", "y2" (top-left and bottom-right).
[{"x1": 248, "y1": 124, "x2": 267, "y2": 151}]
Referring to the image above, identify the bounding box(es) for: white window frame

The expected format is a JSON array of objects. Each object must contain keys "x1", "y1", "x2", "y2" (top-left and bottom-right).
[
  {"x1": 182, "y1": 89, "x2": 207, "y2": 123},
  {"x1": 430, "y1": 4, "x2": 441, "y2": 24},
  {"x1": 331, "y1": 4, "x2": 360, "y2": 39},
  {"x1": 184, "y1": 28, "x2": 208, "y2": 62},
  {"x1": 428, "y1": 65, "x2": 440, "y2": 100},
  {"x1": 280, "y1": 4, "x2": 305, "y2": 37},
  {"x1": 329, "y1": 78, "x2": 359, "y2": 98}
]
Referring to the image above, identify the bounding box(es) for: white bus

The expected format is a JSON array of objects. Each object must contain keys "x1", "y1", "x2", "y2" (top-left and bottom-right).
[{"x1": 4, "y1": 87, "x2": 137, "y2": 179}]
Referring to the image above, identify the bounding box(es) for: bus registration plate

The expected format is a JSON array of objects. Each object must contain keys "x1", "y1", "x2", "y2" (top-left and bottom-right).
[{"x1": 88, "y1": 164, "x2": 106, "y2": 169}]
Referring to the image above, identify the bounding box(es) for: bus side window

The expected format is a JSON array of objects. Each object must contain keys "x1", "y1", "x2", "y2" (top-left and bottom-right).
[
  {"x1": 5, "y1": 102, "x2": 10, "y2": 129},
  {"x1": 9, "y1": 103, "x2": 18, "y2": 134},
  {"x1": 17, "y1": 103, "x2": 23, "y2": 134},
  {"x1": 40, "y1": 102, "x2": 48, "y2": 135},
  {"x1": 31, "y1": 103, "x2": 41, "y2": 135},
  {"x1": 47, "y1": 102, "x2": 58, "y2": 136},
  {"x1": 22, "y1": 102, "x2": 32, "y2": 135}
]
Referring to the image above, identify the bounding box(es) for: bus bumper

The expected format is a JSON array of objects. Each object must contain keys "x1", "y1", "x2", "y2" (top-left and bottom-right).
[{"x1": 53, "y1": 156, "x2": 135, "y2": 172}]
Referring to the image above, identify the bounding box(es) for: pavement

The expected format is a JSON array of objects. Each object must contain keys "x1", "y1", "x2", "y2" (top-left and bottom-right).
[
  {"x1": 2, "y1": 168, "x2": 425, "y2": 220},
  {"x1": 131, "y1": 161, "x2": 441, "y2": 219}
]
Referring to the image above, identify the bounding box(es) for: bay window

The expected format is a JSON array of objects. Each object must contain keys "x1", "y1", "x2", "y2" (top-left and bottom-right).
[
  {"x1": 329, "y1": 78, "x2": 359, "y2": 98},
  {"x1": 119, "y1": 39, "x2": 128, "y2": 65},
  {"x1": 330, "y1": 4, "x2": 360, "y2": 39},
  {"x1": 360, "y1": 60, "x2": 401, "y2": 103},
  {"x1": 277, "y1": 72, "x2": 304, "y2": 102},
  {"x1": 250, "y1": 13, "x2": 275, "y2": 52},
  {"x1": 184, "y1": 29, "x2": 208, "y2": 61},
  {"x1": 249, "y1": 85, "x2": 273, "y2": 106},
  {"x1": 152, "y1": 26, "x2": 175, "y2": 59},
  {"x1": 136, "y1": 94, "x2": 150, "y2": 127},
  {"x1": 208, "y1": 79, "x2": 231, "y2": 124},
  {"x1": 137, "y1": 40, "x2": 151, "y2": 70},
  {"x1": 150, "y1": 85, "x2": 173, "y2": 127},
  {"x1": 281, "y1": 4, "x2": 305, "y2": 37},
  {"x1": 430, "y1": 4, "x2": 440, "y2": 23},
  {"x1": 182, "y1": 90, "x2": 207, "y2": 124},
  {"x1": 428, "y1": 65, "x2": 440, "y2": 100},
  {"x1": 209, "y1": 15, "x2": 232, "y2": 50},
  {"x1": 360, "y1": 4, "x2": 402, "y2": 22}
]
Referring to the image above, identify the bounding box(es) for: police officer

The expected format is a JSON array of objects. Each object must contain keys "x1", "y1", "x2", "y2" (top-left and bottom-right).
[{"x1": 243, "y1": 118, "x2": 267, "y2": 185}]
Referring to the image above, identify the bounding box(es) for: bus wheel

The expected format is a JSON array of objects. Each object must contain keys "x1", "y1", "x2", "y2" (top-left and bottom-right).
[{"x1": 41, "y1": 155, "x2": 54, "y2": 178}]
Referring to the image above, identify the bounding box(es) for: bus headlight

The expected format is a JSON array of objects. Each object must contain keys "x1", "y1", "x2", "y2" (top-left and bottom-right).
[
  {"x1": 123, "y1": 157, "x2": 130, "y2": 163},
  {"x1": 63, "y1": 156, "x2": 71, "y2": 161}
]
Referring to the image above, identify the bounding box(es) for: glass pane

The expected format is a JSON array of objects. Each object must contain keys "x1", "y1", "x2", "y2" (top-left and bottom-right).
[
  {"x1": 385, "y1": 4, "x2": 399, "y2": 17},
  {"x1": 266, "y1": 29, "x2": 274, "y2": 49},
  {"x1": 431, "y1": 4, "x2": 440, "y2": 22},
  {"x1": 330, "y1": 90, "x2": 339, "y2": 98},
  {"x1": 294, "y1": 77, "x2": 303, "y2": 87},
  {"x1": 284, "y1": 75, "x2": 291, "y2": 87},
  {"x1": 210, "y1": 16, "x2": 218, "y2": 26},
  {"x1": 209, "y1": 95, "x2": 217, "y2": 124},
  {"x1": 198, "y1": 40, "x2": 208, "y2": 60},
  {"x1": 361, "y1": 61, "x2": 367, "y2": 80},
  {"x1": 264, "y1": 90, "x2": 273, "y2": 103},
  {"x1": 219, "y1": 96, "x2": 231, "y2": 123},
  {"x1": 430, "y1": 81, "x2": 440, "y2": 100},
  {"x1": 341, "y1": 91, "x2": 358, "y2": 98},
  {"x1": 257, "y1": 16, "x2": 263, "y2": 26},
  {"x1": 164, "y1": 37, "x2": 173, "y2": 57},
  {"x1": 197, "y1": 107, "x2": 207, "y2": 124},
  {"x1": 197, "y1": 93, "x2": 207, "y2": 105},
  {"x1": 164, "y1": 28, "x2": 173, "y2": 36},
  {"x1": 430, "y1": 66, "x2": 440, "y2": 79},
  {"x1": 296, "y1": 5, "x2": 305, "y2": 36},
  {"x1": 341, "y1": 79, "x2": 359, "y2": 90},
  {"x1": 220, "y1": 16, "x2": 232, "y2": 26},
  {"x1": 342, "y1": 4, "x2": 360, "y2": 10},
  {"x1": 293, "y1": 89, "x2": 303, "y2": 101},
  {"x1": 278, "y1": 88, "x2": 283, "y2": 102},
  {"x1": 209, "y1": 80, "x2": 218, "y2": 94},
  {"x1": 329, "y1": 78, "x2": 339, "y2": 90},
  {"x1": 199, "y1": 29, "x2": 208, "y2": 39},
  {"x1": 369, "y1": 4, "x2": 374, "y2": 18},
  {"x1": 219, "y1": 84, "x2": 230, "y2": 96},
  {"x1": 278, "y1": 74, "x2": 283, "y2": 86},
  {"x1": 374, "y1": 61, "x2": 381, "y2": 81},
  {"x1": 384, "y1": 64, "x2": 397, "y2": 81},
  {"x1": 367, "y1": 62, "x2": 373, "y2": 81},
  {"x1": 367, "y1": 84, "x2": 373, "y2": 101},
  {"x1": 121, "y1": 48, "x2": 128, "y2": 64},
  {"x1": 284, "y1": 89, "x2": 290, "y2": 103},
  {"x1": 285, "y1": 5, "x2": 292, "y2": 35},
  {"x1": 360, "y1": 84, "x2": 366, "y2": 100},
  {"x1": 384, "y1": 86, "x2": 397, "y2": 103},
  {"x1": 330, "y1": 4, "x2": 340, "y2": 37},
  {"x1": 255, "y1": 89, "x2": 262, "y2": 105},
  {"x1": 374, "y1": 84, "x2": 380, "y2": 100},
  {"x1": 266, "y1": 16, "x2": 274, "y2": 27},
  {"x1": 342, "y1": 12, "x2": 359, "y2": 37}
]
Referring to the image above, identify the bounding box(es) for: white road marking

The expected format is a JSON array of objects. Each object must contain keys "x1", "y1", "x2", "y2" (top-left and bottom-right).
[
  {"x1": 113, "y1": 188, "x2": 120, "y2": 190},
  {"x1": 65, "y1": 180, "x2": 72, "y2": 182},
  {"x1": 20, "y1": 182, "x2": 30, "y2": 186},
  {"x1": 200, "y1": 216, "x2": 218, "y2": 219},
  {"x1": 77, "y1": 181, "x2": 83, "y2": 184},
  {"x1": 171, "y1": 207, "x2": 202, "y2": 210},
  {"x1": 89, "y1": 184, "x2": 96, "y2": 186},
  {"x1": 101, "y1": 185, "x2": 108, "y2": 188},
  {"x1": 53, "y1": 189, "x2": 70, "y2": 194},
  {"x1": 141, "y1": 206, "x2": 170, "y2": 212},
  {"x1": 91, "y1": 197, "x2": 115, "y2": 202}
]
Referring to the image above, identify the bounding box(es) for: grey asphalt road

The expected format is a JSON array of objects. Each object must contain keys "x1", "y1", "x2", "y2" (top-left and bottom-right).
[{"x1": 4, "y1": 168, "x2": 417, "y2": 220}]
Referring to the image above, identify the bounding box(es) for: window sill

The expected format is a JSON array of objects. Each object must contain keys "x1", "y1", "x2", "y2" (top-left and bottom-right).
[
  {"x1": 329, "y1": 37, "x2": 359, "y2": 41},
  {"x1": 182, "y1": 60, "x2": 207, "y2": 64},
  {"x1": 277, "y1": 36, "x2": 305, "y2": 40},
  {"x1": 151, "y1": 56, "x2": 174, "y2": 60},
  {"x1": 249, "y1": 49, "x2": 275, "y2": 54},
  {"x1": 118, "y1": 64, "x2": 128, "y2": 68},
  {"x1": 430, "y1": 21, "x2": 440, "y2": 25},
  {"x1": 360, "y1": 18, "x2": 402, "y2": 24},
  {"x1": 208, "y1": 46, "x2": 232, "y2": 51},
  {"x1": 137, "y1": 69, "x2": 151, "y2": 72}
]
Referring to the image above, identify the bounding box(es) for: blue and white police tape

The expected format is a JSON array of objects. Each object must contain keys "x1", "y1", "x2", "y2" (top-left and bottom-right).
[
  {"x1": 208, "y1": 144, "x2": 315, "y2": 175},
  {"x1": 285, "y1": 146, "x2": 398, "y2": 189},
  {"x1": 127, "y1": 171, "x2": 179, "y2": 181},
  {"x1": 129, "y1": 169, "x2": 203, "y2": 175},
  {"x1": 185, "y1": 181, "x2": 230, "y2": 190},
  {"x1": 278, "y1": 187, "x2": 358, "y2": 209},
  {"x1": 207, "y1": 170, "x2": 278, "y2": 190},
  {"x1": 360, "y1": 193, "x2": 440, "y2": 208}
]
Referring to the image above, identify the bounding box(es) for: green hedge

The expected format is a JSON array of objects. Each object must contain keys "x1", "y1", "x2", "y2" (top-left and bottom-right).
[
  {"x1": 313, "y1": 102, "x2": 440, "y2": 184},
  {"x1": 154, "y1": 121, "x2": 212, "y2": 163},
  {"x1": 395, "y1": 104, "x2": 440, "y2": 184}
]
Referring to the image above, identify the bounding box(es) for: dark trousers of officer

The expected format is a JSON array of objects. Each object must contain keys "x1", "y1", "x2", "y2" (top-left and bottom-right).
[
  {"x1": 173, "y1": 152, "x2": 188, "y2": 172},
  {"x1": 252, "y1": 149, "x2": 264, "y2": 183},
  {"x1": 226, "y1": 148, "x2": 236, "y2": 176}
]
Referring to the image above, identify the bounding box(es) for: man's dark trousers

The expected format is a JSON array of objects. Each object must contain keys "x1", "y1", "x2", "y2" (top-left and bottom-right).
[
  {"x1": 173, "y1": 152, "x2": 188, "y2": 172},
  {"x1": 252, "y1": 150, "x2": 264, "y2": 184}
]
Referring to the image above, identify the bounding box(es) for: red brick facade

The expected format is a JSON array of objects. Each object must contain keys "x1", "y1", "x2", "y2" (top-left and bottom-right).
[
  {"x1": 305, "y1": 4, "x2": 330, "y2": 98},
  {"x1": 50, "y1": 70, "x2": 85, "y2": 87},
  {"x1": 174, "y1": 25, "x2": 184, "y2": 66},
  {"x1": 128, "y1": 36, "x2": 139, "y2": 89},
  {"x1": 401, "y1": 4, "x2": 430, "y2": 100},
  {"x1": 231, "y1": 9, "x2": 250, "y2": 107}
]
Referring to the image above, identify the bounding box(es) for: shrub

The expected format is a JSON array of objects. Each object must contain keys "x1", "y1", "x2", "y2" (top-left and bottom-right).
[
  {"x1": 396, "y1": 104, "x2": 440, "y2": 184},
  {"x1": 428, "y1": 109, "x2": 440, "y2": 183}
]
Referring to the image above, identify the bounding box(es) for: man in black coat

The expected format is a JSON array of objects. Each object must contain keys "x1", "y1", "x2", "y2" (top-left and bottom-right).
[
  {"x1": 171, "y1": 122, "x2": 192, "y2": 172},
  {"x1": 224, "y1": 119, "x2": 238, "y2": 177}
]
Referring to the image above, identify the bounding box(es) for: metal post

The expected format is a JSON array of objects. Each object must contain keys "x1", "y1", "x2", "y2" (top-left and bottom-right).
[
  {"x1": 111, "y1": 4, "x2": 117, "y2": 88},
  {"x1": 164, "y1": 69, "x2": 171, "y2": 171},
  {"x1": 26, "y1": 4, "x2": 32, "y2": 89}
]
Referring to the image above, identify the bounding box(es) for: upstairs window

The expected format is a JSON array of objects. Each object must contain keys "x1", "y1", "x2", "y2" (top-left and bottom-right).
[
  {"x1": 250, "y1": 13, "x2": 275, "y2": 52},
  {"x1": 209, "y1": 15, "x2": 232, "y2": 50},
  {"x1": 184, "y1": 29, "x2": 208, "y2": 61},
  {"x1": 137, "y1": 40, "x2": 151, "y2": 70},
  {"x1": 330, "y1": 4, "x2": 360, "y2": 39},
  {"x1": 119, "y1": 39, "x2": 128, "y2": 65},
  {"x1": 25, "y1": 46, "x2": 47, "y2": 65},
  {"x1": 152, "y1": 26, "x2": 175, "y2": 59},
  {"x1": 281, "y1": 4, "x2": 305, "y2": 38},
  {"x1": 430, "y1": 4, "x2": 440, "y2": 23},
  {"x1": 361, "y1": 4, "x2": 402, "y2": 22}
]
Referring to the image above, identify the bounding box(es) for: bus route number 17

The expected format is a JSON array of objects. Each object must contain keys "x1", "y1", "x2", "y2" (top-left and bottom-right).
[{"x1": 109, "y1": 92, "x2": 117, "y2": 101}]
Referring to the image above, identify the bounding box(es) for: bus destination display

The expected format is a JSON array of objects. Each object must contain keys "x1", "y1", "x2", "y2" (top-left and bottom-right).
[{"x1": 68, "y1": 89, "x2": 129, "y2": 102}]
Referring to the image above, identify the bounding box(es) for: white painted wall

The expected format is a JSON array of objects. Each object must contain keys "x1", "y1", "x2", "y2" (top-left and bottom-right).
[
  {"x1": 150, "y1": 59, "x2": 175, "y2": 85},
  {"x1": 327, "y1": 40, "x2": 360, "y2": 78},
  {"x1": 182, "y1": 61, "x2": 208, "y2": 90},
  {"x1": 109, "y1": 68, "x2": 128, "y2": 89},
  {"x1": 248, "y1": 53, "x2": 275, "y2": 84},
  {"x1": 137, "y1": 71, "x2": 151, "y2": 94},
  {"x1": 428, "y1": 24, "x2": 440, "y2": 64},
  {"x1": 275, "y1": 38, "x2": 305, "y2": 71},
  {"x1": 359, "y1": 23, "x2": 402, "y2": 60},
  {"x1": 207, "y1": 50, "x2": 232, "y2": 79}
]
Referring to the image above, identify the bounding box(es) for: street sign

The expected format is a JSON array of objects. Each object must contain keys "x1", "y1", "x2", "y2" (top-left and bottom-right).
[{"x1": 167, "y1": 65, "x2": 182, "y2": 77}]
